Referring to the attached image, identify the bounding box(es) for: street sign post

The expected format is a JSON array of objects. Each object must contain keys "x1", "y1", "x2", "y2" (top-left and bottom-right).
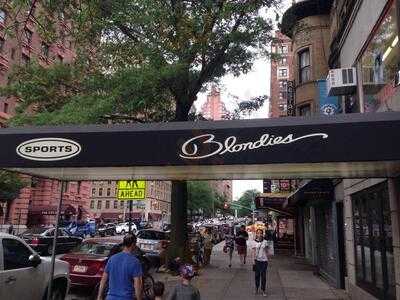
[{"x1": 117, "y1": 180, "x2": 146, "y2": 233}]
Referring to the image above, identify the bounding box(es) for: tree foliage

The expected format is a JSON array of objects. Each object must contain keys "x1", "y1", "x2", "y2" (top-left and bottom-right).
[
  {"x1": 0, "y1": 171, "x2": 28, "y2": 221},
  {"x1": 236, "y1": 189, "x2": 259, "y2": 217}
]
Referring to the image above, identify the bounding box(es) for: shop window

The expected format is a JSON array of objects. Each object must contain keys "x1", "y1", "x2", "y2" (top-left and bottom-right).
[
  {"x1": 298, "y1": 104, "x2": 311, "y2": 116},
  {"x1": 360, "y1": 1, "x2": 400, "y2": 112},
  {"x1": 90, "y1": 200, "x2": 94, "y2": 209},
  {"x1": 352, "y1": 182, "x2": 395, "y2": 300},
  {"x1": 299, "y1": 48, "x2": 311, "y2": 83}
]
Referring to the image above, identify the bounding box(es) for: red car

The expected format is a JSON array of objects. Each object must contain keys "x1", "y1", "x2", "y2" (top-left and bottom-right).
[{"x1": 60, "y1": 237, "x2": 122, "y2": 297}]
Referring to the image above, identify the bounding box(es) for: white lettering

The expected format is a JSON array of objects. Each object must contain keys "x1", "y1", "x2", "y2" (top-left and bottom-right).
[{"x1": 179, "y1": 133, "x2": 328, "y2": 160}]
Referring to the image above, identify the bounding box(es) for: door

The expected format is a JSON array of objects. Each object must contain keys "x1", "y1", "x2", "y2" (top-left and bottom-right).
[{"x1": 1, "y1": 238, "x2": 43, "y2": 300}]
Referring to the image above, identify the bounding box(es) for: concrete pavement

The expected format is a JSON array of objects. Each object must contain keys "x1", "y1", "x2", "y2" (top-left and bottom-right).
[
  {"x1": 67, "y1": 242, "x2": 350, "y2": 299},
  {"x1": 154, "y1": 242, "x2": 350, "y2": 300}
]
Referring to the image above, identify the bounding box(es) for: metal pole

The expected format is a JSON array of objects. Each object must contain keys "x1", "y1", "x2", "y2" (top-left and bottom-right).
[
  {"x1": 128, "y1": 200, "x2": 133, "y2": 233},
  {"x1": 47, "y1": 180, "x2": 65, "y2": 300}
]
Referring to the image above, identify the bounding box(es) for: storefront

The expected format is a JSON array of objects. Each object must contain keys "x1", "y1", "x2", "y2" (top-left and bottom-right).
[
  {"x1": 351, "y1": 181, "x2": 396, "y2": 300},
  {"x1": 359, "y1": 0, "x2": 400, "y2": 112}
]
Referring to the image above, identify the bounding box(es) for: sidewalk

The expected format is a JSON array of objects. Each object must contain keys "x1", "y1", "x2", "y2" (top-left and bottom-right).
[{"x1": 155, "y1": 243, "x2": 350, "y2": 300}]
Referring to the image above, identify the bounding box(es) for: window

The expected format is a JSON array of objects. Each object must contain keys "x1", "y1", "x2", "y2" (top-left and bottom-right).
[
  {"x1": 279, "y1": 80, "x2": 288, "y2": 90},
  {"x1": 105, "y1": 200, "x2": 110, "y2": 209},
  {"x1": 90, "y1": 200, "x2": 94, "y2": 209},
  {"x1": 62, "y1": 182, "x2": 68, "y2": 193},
  {"x1": 41, "y1": 42, "x2": 49, "y2": 58},
  {"x1": 0, "y1": 9, "x2": 6, "y2": 24},
  {"x1": 279, "y1": 57, "x2": 288, "y2": 65},
  {"x1": 77, "y1": 181, "x2": 81, "y2": 194},
  {"x1": 97, "y1": 200, "x2": 102, "y2": 209},
  {"x1": 120, "y1": 201, "x2": 124, "y2": 209},
  {"x1": 3, "y1": 238, "x2": 32, "y2": 270},
  {"x1": 24, "y1": 29, "x2": 33, "y2": 45},
  {"x1": 21, "y1": 54, "x2": 30, "y2": 65},
  {"x1": 3, "y1": 102, "x2": 8, "y2": 113},
  {"x1": 279, "y1": 91, "x2": 287, "y2": 100},
  {"x1": 282, "y1": 45, "x2": 288, "y2": 53},
  {"x1": 107, "y1": 188, "x2": 111, "y2": 196},
  {"x1": 360, "y1": 1, "x2": 400, "y2": 113},
  {"x1": 107, "y1": 181, "x2": 112, "y2": 185},
  {"x1": 92, "y1": 188, "x2": 96, "y2": 196},
  {"x1": 114, "y1": 201, "x2": 118, "y2": 209},
  {"x1": 99, "y1": 188, "x2": 103, "y2": 196},
  {"x1": 352, "y1": 182, "x2": 395, "y2": 300},
  {"x1": 298, "y1": 104, "x2": 311, "y2": 116},
  {"x1": 278, "y1": 68, "x2": 288, "y2": 78},
  {"x1": 299, "y1": 49, "x2": 311, "y2": 83}
]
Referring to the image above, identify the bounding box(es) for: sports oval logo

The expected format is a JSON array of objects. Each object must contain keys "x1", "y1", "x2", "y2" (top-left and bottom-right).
[{"x1": 16, "y1": 138, "x2": 82, "y2": 161}]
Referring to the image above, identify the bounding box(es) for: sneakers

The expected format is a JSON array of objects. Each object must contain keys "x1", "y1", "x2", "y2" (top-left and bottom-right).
[{"x1": 262, "y1": 291, "x2": 267, "y2": 297}]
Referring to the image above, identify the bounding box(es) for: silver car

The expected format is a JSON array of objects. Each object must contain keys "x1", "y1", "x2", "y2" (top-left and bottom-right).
[{"x1": 0, "y1": 233, "x2": 70, "y2": 300}]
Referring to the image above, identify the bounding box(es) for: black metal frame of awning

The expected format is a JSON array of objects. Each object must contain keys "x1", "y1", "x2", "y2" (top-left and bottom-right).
[{"x1": 1, "y1": 112, "x2": 400, "y2": 181}]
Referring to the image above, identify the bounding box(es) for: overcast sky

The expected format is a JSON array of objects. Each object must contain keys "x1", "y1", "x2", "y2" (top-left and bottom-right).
[{"x1": 194, "y1": 1, "x2": 291, "y2": 200}]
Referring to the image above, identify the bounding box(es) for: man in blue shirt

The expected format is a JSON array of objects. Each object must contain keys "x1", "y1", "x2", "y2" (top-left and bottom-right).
[{"x1": 98, "y1": 234, "x2": 143, "y2": 300}]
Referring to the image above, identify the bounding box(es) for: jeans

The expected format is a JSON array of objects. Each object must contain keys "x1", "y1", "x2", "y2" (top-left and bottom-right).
[{"x1": 254, "y1": 260, "x2": 268, "y2": 292}]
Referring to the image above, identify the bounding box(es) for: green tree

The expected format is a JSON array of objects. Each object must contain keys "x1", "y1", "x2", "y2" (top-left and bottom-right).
[
  {"x1": 236, "y1": 189, "x2": 259, "y2": 217},
  {"x1": 4, "y1": 0, "x2": 279, "y2": 258},
  {"x1": 0, "y1": 171, "x2": 27, "y2": 222},
  {"x1": 187, "y1": 181, "x2": 215, "y2": 217}
]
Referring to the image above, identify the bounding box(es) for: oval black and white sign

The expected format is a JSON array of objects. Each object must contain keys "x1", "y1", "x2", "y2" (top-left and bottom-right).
[{"x1": 16, "y1": 138, "x2": 82, "y2": 161}]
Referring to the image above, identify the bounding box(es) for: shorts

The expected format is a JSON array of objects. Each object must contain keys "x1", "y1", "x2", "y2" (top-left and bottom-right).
[{"x1": 237, "y1": 245, "x2": 247, "y2": 255}]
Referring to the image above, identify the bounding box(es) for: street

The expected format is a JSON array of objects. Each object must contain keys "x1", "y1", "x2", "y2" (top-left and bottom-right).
[{"x1": 67, "y1": 242, "x2": 349, "y2": 300}]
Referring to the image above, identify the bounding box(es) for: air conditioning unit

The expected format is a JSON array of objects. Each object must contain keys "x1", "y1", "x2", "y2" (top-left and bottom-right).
[
  {"x1": 326, "y1": 67, "x2": 357, "y2": 96},
  {"x1": 362, "y1": 66, "x2": 386, "y2": 94}
]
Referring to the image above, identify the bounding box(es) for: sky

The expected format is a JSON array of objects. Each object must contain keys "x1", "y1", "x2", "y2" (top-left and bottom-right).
[{"x1": 193, "y1": 1, "x2": 292, "y2": 201}]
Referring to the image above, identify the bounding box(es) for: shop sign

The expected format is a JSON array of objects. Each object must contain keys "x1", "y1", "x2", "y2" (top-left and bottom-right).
[
  {"x1": 286, "y1": 81, "x2": 295, "y2": 116},
  {"x1": 117, "y1": 180, "x2": 146, "y2": 200}
]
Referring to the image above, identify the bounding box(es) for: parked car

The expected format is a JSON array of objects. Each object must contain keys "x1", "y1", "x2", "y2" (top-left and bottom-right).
[
  {"x1": 20, "y1": 227, "x2": 83, "y2": 256},
  {"x1": 136, "y1": 230, "x2": 170, "y2": 267},
  {"x1": 0, "y1": 232, "x2": 70, "y2": 300},
  {"x1": 115, "y1": 222, "x2": 137, "y2": 234},
  {"x1": 60, "y1": 236, "x2": 153, "y2": 299},
  {"x1": 97, "y1": 223, "x2": 116, "y2": 237},
  {"x1": 138, "y1": 220, "x2": 152, "y2": 230}
]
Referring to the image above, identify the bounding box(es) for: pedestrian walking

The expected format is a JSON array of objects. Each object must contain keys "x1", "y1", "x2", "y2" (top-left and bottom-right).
[
  {"x1": 7, "y1": 224, "x2": 14, "y2": 235},
  {"x1": 97, "y1": 234, "x2": 143, "y2": 300},
  {"x1": 235, "y1": 225, "x2": 249, "y2": 265},
  {"x1": 223, "y1": 226, "x2": 235, "y2": 268},
  {"x1": 252, "y1": 229, "x2": 270, "y2": 297},
  {"x1": 167, "y1": 264, "x2": 201, "y2": 300},
  {"x1": 154, "y1": 281, "x2": 165, "y2": 300},
  {"x1": 202, "y1": 228, "x2": 213, "y2": 266}
]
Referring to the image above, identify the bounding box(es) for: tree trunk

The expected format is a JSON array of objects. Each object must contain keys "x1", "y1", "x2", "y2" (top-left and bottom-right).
[{"x1": 169, "y1": 180, "x2": 188, "y2": 259}]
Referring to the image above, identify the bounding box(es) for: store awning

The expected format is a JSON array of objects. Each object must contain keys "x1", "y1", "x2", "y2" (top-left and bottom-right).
[
  {"x1": 284, "y1": 179, "x2": 334, "y2": 208},
  {"x1": 28, "y1": 204, "x2": 77, "y2": 216},
  {"x1": 1, "y1": 112, "x2": 400, "y2": 180},
  {"x1": 255, "y1": 193, "x2": 294, "y2": 216}
]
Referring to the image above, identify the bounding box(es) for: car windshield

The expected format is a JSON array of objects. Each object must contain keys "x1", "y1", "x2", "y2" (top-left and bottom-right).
[
  {"x1": 137, "y1": 230, "x2": 169, "y2": 240},
  {"x1": 22, "y1": 228, "x2": 48, "y2": 235},
  {"x1": 72, "y1": 241, "x2": 115, "y2": 256}
]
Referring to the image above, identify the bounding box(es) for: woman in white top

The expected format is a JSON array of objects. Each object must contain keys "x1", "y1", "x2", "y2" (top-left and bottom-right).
[{"x1": 252, "y1": 229, "x2": 270, "y2": 297}]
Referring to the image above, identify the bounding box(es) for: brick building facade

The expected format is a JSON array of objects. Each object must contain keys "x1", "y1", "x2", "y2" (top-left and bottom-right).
[{"x1": 0, "y1": 4, "x2": 89, "y2": 231}]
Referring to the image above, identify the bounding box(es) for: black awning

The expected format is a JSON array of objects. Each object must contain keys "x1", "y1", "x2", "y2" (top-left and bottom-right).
[
  {"x1": 1, "y1": 112, "x2": 400, "y2": 180},
  {"x1": 285, "y1": 179, "x2": 334, "y2": 207}
]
